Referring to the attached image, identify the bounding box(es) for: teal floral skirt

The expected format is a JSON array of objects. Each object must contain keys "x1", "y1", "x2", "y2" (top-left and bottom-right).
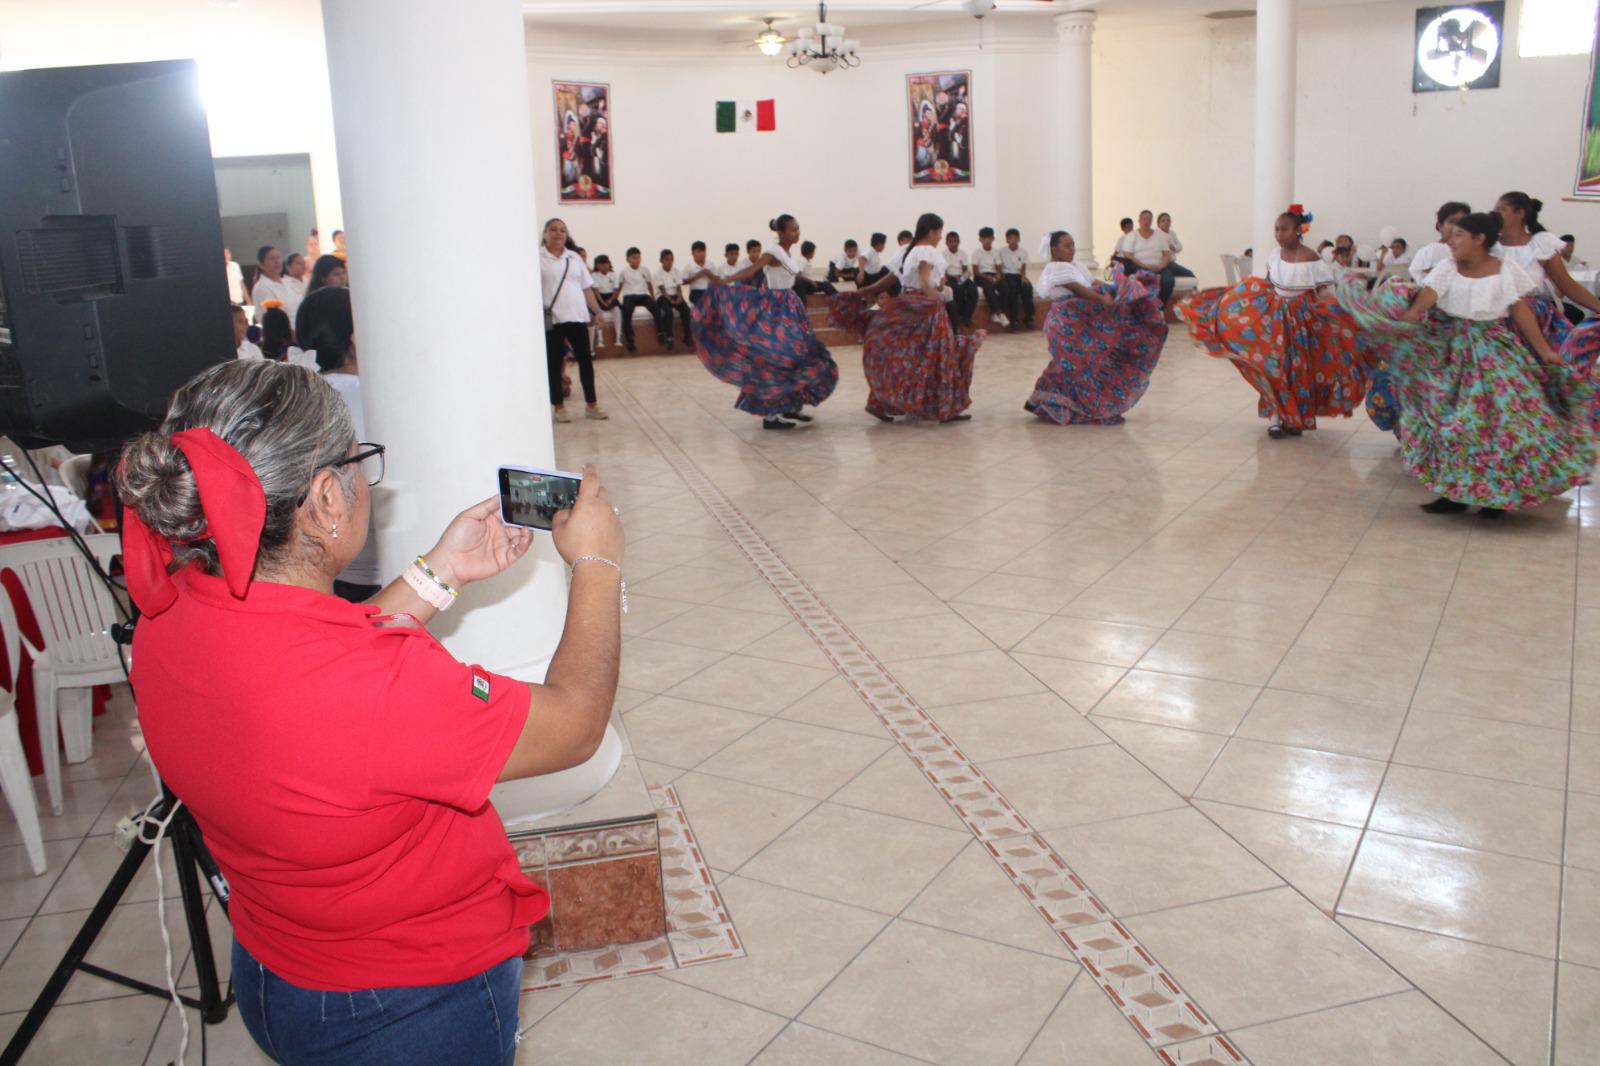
[{"x1": 1336, "y1": 282, "x2": 1596, "y2": 510}]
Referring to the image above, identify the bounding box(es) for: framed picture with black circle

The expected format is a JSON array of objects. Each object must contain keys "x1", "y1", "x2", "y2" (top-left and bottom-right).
[{"x1": 1413, "y1": 3, "x2": 1504, "y2": 93}]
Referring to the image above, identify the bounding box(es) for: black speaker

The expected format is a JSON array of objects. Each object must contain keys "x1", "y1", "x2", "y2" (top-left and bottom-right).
[{"x1": 0, "y1": 59, "x2": 232, "y2": 452}]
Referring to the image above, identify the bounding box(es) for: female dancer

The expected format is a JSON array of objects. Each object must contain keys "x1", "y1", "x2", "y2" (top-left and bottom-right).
[
  {"x1": 1336, "y1": 212, "x2": 1593, "y2": 517},
  {"x1": 1364, "y1": 201, "x2": 1471, "y2": 434},
  {"x1": 692, "y1": 213, "x2": 838, "y2": 431},
  {"x1": 1179, "y1": 205, "x2": 1368, "y2": 439},
  {"x1": 853, "y1": 213, "x2": 985, "y2": 423},
  {"x1": 1025, "y1": 231, "x2": 1168, "y2": 425},
  {"x1": 1494, "y1": 191, "x2": 1600, "y2": 345}
]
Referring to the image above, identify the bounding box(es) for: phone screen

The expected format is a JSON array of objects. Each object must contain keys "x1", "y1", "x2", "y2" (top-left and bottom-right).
[{"x1": 498, "y1": 466, "x2": 582, "y2": 532}]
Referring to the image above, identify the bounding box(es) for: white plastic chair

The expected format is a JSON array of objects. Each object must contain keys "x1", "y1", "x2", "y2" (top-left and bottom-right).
[
  {"x1": 1221, "y1": 254, "x2": 1242, "y2": 287},
  {"x1": 0, "y1": 534, "x2": 124, "y2": 815},
  {"x1": 57, "y1": 455, "x2": 91, "y2": 501},
  {"x1": 0, "y1": 586, "x2": 46, "y2": 875}
]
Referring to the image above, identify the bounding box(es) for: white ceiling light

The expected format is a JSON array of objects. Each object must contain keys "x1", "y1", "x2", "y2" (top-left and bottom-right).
[
  {"x1": 960, "y1": 0, "x2": 997, "y2": 16},
  {"x1": 786, "y1": 2, "x2": 860, "y2": 73},
  {"x1": 752, "y1": 18, "x2": 788, "y2": 56}
]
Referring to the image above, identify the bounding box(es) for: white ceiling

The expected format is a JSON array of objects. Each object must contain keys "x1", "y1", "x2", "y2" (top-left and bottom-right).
[{"x1": 521, "y1": 0, "x2": 1383, "y2": 34}]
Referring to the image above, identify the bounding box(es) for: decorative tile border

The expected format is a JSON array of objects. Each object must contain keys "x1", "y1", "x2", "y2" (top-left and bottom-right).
[
  {"x1": 601, "y1": 370, "x2": 1250, "y2": 1063},
  {"x1": 520, "y1": 783, "x2": 744, "y2": 992}
]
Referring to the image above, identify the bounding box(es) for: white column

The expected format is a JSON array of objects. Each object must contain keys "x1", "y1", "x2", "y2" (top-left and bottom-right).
[
  {"x1": 321, "y1": 0, "x2": 568, "y2": 677},
  {"x1": 1253, "y1": 0, "x2": 1297, "y2": 277},
  {"x1": 1053, "y1": 12, "x2": 1097, "y2": 267}
]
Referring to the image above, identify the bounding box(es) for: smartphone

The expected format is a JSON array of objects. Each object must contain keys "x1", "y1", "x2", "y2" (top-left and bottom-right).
[{"x1": 498, "y1": 465, "x2": 583, "y2": 532}]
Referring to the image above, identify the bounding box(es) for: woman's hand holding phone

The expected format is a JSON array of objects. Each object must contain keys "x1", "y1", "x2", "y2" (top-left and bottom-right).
[
  {"x1": 551, "y1": 464, "x2": 625, "y2": 566},
  {"x1": 426, "y1": 497, "x2": 535, "y2": 588}
]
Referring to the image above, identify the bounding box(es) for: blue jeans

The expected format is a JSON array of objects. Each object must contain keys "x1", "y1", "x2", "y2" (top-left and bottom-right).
[{"x1": 233, "y1": 940, "x2": 522, "y2": 1066}]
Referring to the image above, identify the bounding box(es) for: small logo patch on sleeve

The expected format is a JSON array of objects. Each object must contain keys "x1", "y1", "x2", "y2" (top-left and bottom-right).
[{"x1": 471, "y1": 669, "x2": 491, "y2": 702}]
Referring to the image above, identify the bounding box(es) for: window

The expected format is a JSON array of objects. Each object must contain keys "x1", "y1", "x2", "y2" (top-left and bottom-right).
[{"x1": 1519, "y1": 0, "x2": 1596, "y2": 58}]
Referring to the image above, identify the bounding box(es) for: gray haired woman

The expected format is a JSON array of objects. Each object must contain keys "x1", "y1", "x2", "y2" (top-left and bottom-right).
[{"x1": 116, "y1": 359, "x2": 624, "y2": 1065}]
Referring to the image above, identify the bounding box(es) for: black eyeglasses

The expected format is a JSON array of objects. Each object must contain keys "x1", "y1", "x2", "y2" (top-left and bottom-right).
[{"x1": 332, "y1": 443, "x2": 386, "y2": 487}]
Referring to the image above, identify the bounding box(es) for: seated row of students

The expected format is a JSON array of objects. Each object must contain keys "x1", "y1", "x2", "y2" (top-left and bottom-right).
[{"x1": 826, "y1": 227, "x2": 1037, "y2": 331}]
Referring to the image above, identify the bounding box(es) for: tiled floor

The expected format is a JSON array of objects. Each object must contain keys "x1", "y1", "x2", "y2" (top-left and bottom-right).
[{"x1": 2, "y1": 328, "x2": 1597, "y2": 1062}]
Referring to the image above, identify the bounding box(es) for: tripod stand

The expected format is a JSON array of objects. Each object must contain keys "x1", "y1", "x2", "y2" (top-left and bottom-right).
[{"x1": 0, "y1": 788, "x2": 233, "y2": 1065}]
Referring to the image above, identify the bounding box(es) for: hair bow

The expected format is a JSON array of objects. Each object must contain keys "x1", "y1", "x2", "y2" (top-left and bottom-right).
[{"x1": 120, "y1": 428, "x2": 267, "y2": 616}]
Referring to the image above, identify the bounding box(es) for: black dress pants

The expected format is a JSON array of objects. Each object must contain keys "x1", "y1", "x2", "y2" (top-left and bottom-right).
[
  {"x1": 1001, "y1": 274, "x2": 1035, "y2": 326},
  {"x1": 656, "y1": 296, "x2": 693, "y2": 343},
  {"x1": 619, "y1": 294, "x2": 658, "y2": 350},
  {"x1": 545, "y1": 320, "x2": 596, "y2": 405}
]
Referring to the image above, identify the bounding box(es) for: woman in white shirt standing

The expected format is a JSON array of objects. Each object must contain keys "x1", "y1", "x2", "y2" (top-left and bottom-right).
[
  {"x1": 691, "y1": 214, "x2": 839, "y2": 431},
  {"x1": 1337, "y1": 211, "x2": 1592, "y2": 517},
  {"x1": 540, "y1": 218, "x2": 608, "y2": 424},
  {"x1": 856, "y1": 212, "x2": 986, "y2": 424},
  {"x1": 1026, "y1": 231, "x2": 1168, "y2": 425},
  {"x1": 1179, "y1": 205, "x2": 1370, "y2": 439}
]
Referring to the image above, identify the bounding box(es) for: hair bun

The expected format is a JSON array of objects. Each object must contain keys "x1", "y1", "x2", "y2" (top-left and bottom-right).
[
  {"x1": 116, "y1": 432, "x2": 208, "y2": 545},
  {"x1": 1531, "y1": 197, "x2": 1545, "y2": 212}
]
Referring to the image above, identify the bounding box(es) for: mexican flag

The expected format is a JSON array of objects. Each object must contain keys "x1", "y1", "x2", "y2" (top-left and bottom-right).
[{"x1": 716, "y1": 99, "x2": 776, "y2": 132}]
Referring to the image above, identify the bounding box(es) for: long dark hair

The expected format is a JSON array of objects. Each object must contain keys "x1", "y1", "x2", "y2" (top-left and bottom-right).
[
  {"x1": 911, "y1": 212, "x2": 944, "y2": 246},
  {"x1": 1454, "y1": 211, "x2": 1504, "y2": 251},
  {"x1": 1435, "y1": 200, "x2": 1471, "y2": 228},
  {"x1": 306, "y1": 254, "x2": 346, "y2": 295},
  {"x1": 1498, "y1": 191, "x2": 1545, "y2": 234},
  {"x1": 295, "y1": 286, "x2": 355, "y2": 373}
]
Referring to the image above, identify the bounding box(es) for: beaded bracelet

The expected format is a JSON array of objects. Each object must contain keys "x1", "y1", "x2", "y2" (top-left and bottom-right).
[
  {"x1": 404, "y1": 554, "x2": 458, "y2": 611},
  {"x1": 573, "y1": 554, "x2": 628, "y2": 615}
]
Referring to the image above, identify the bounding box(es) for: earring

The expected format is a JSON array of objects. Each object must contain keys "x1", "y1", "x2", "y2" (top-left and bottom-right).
[{"x1": 331, "y1": 522, "x2": 339, "y2": 540}]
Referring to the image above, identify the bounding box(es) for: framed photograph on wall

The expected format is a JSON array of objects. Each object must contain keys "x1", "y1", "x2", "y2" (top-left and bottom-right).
[
  {"x1": 1576, "y1": 18, "x2": 1600, "y2": 199},
  {"x1": 554, "y1": 80, "x2": 613, "y2": 204},
  {"x1": 907, "y1": 70, "x2": 973, "y2": 188},
  {"x1": 1413, "y1": 4, "x2": 1503, "y2": 93}
]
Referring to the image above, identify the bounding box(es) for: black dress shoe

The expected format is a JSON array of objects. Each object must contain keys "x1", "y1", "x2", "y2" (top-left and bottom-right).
[
  {"x1": 942, "y1": 413, "x2": 973, "y2": 423},
  {"x1": 762, "y1": 418, "x2": 795, "y2": 431},
  {"x1": 1419, "y1": 497, "x2": 1469, "y2": 514},
  {"x1": 1268, "y1": 424, "x2": 1286, "y2": 439},
  {"x1": 1023, "y1": 401, "x2": 1039, "y2": 413},
  {"x1": 1479, "y1": 507, "x2": 1505, "y2": 519},
  {"x1": 867, "y1": 407, "x2": 894, "y2": 422},
  {"x1": 780, "y1": 411, "x2": 814, "y2": 422}
]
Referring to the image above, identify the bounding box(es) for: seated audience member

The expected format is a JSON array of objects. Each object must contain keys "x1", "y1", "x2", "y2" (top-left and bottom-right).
[
  {"x1": 1333, "y1": 234, "x2": 1359, "y2": 268},
  {"x1": 233, "y1": 305, "x2": 263, "y2": 360},
  {"x1": 654, "y1": 249, "x2": 692, "y2": 350},
  {"x1": 829, "y1": 240, "x2": 861, "y2": 285},
  {"x1": 1373, "y1": 237, "x2": 1412, "y2": 273},
  {"x1": 1562, "y1": 234, "x2": 1586, "y2": 269},
  {"x1": 1000, "y1": 227, "x2": 1035, "y2": 330},
  {"x1": 686, "y1": 241, "x2": 717, "y2": 307},
  {"x1": 1113, "y1": 210, "x2": 1177, "y2": 304},
  {"x1": 281, "y1": 253, "x2": 309, "y2": 323},
  {"x1": 795, "y1": 241, "x2": 837, "y2": 297},
  {"x1": 1317, "y1": 239, "x2": 1335, "y2": 261},
  {"x1": 859, "y1": 232, "x2": 890, "y2": 288},
  {"x1": 307, "y1": 254, "x2": 349, "y2": 296},
  {"x1": 331, "y1": 228, "x2": 348, "y2": 260},
  {"x1": 716, "y1": 242, "x2": 742, "y2": 282},
  {"x1": 260, "y1": 307, "x2": 295, "y2": 361},
  {"x1": 249, "y1": 245, "x2": 292, "y2": 324},
  {"x1": 743, "y1": 239, "x2": 762, "y2": 274},
  {"x1": 590, "y1": 253, "x2": 619, "y2": 349},
  {"x1": 295, "y1": 285, "x2": 383, "y2": 601},
  {"x1": 943, "y1": 231, "x2": 978, "y2": 330},
  {"x1": 225, "y1": 249, "x2": 246, "y2": 305},
  {"x1": 117, "y1": 355, "x2": 625, "y2": 1066},
  {"x1": 1157, "y1": 212, "x2": 1194, "y2": 280},
  {"x1": 617, "y1": 246, "x2": 657, "y2": 354},
  {"x1": 972, "y1": 226, "x2": 1008, "y2": 327},
  {"x1": 1561, "y1": 234, "x2": 1591, "y2": 324},
  {"x1": 1113, "y1": 217, "x2": 1136, "y2": 260}
]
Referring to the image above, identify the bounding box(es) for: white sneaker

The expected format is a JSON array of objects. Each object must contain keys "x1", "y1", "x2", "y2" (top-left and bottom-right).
[
  {"x1": 553, "y1": 407, "x2": 572, "y2": 423},
  {"x1": 994, "y1": 313, "x2": 1010, "y2": 327}
]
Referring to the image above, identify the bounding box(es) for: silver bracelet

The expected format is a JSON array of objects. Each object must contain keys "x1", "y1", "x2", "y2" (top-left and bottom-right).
[{"x1": 572, "y1": 554, "x2": 628, "y2": 614}]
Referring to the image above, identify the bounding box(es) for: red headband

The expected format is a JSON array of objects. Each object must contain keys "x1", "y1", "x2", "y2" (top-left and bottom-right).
[{"x1": 121, "y1": 428, "x2": 266, "y2": 616}]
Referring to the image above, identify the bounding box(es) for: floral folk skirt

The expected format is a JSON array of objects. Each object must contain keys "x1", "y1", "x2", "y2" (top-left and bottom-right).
[
  {"x1": 1028, "y1": 269, "x2": 1169, "y2": 425},
  {"x1": 859, "y1": 291, "x2": 983, "y2": 421},
  {"x1": 692, "y1": 285, "x2": 839, "y2": 416}
]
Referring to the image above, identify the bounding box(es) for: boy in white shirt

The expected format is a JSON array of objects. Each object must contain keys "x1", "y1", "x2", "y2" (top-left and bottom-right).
[
  {"x1": 742, "y1": 239, "x2": 762, "y2": 274},
  {"x1": 589, "y1": 254, "x2": 620, "y2": 349},
  {"x1": 1000, "y1": 227, "x2": 1034, "y2": 330},
  {"x1": 795, "y1": 240, "x2": 837, "y2": 297},
  {"x1": 1113, "y1": 218, "x2": 1135, "y2": 259},
  {"x1": 248, "y1": 245, "x2": 292, "y2": 325},
  {"x1": 617, "y1": 246, "x2": 658, "y2": 353},
  {"x1": 714, "y1": 243, "x2": 743, "y2": 283},
  {"x1": 943, "y1": 231, "x2": 977, "y2": 330},
  {"x1": 859, "y1": 233, "x2": 890, "y2": 289},
  {"x1": 685, "y1": 241, "x2": 717, "y2": 308},
  {"x1": 654, "y1": 248, "x2": 692, "y2": 350},
  {"x1": 971, "y1": 227, "x2": 1008, "y2": 327},
  {"x1": 828, "y1": 240, "x2": 861, "y2": 285}
]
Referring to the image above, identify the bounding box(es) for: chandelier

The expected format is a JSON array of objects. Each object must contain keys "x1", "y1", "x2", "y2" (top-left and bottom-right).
[{"x1": 786, "y1": 3, "x2": 860, "y2": 73}]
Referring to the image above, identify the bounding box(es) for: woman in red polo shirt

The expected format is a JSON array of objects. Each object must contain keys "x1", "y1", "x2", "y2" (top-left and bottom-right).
[{"x1": 116, "y1": 359, "x2": 624, "y2": 1065}]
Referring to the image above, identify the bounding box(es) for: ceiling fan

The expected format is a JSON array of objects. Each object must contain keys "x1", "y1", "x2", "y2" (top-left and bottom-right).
[
  {"x1": 909, "y1": 0, "x2": 1075, "y2": 18},
  {"x1": 745, "y1": 17, "x2": 791, "y2": 55}
]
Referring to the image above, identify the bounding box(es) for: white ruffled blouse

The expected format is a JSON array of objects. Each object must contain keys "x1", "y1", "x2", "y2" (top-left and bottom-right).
[
  {"x1": 1425, "y1": 259, "x2": 1537, "y2": 321},
  {"x1": 1039, "y1": 260, "x2": 1093, "y2": 299},
  {"x1": 1491, "y1": 231, "x2": 1564, "y2": 296}
]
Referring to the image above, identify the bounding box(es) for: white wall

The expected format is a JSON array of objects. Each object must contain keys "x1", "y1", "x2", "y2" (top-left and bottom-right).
[
  {"x1": 1092, "y1": 0, "x2": 1597, "y2": 285},
  {"x1": 2, "y1": 0, "x2": 344, "y2": 239},
  {"x1": 524, "y1": 19, "x2": 1060, "y2": 268}
]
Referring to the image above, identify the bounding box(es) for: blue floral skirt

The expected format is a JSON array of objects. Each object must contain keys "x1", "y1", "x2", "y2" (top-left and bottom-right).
[
  {"x1": 692, "y1": 285, "x2": 838, "y2": 416},
  {"x1": 1028, "y1": 269, "x2": 1168, "y2": 425}
]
